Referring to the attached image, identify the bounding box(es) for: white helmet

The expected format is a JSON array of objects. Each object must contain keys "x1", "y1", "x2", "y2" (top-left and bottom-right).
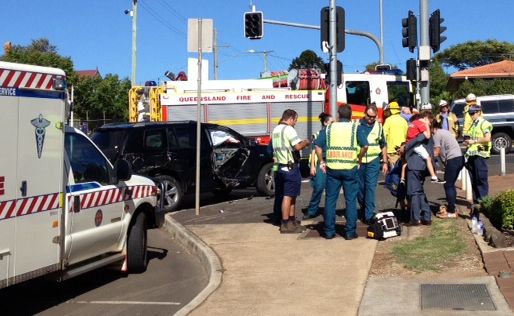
[
  {"x1": 466, "y1": 93, "x2": 477, "y2": 102},
  {"x1": 439, "y1": 100, "x2": 448, "y2": 107},
  {"x1": 421, "y1": 103, "x2": 432, "y2": 110}
]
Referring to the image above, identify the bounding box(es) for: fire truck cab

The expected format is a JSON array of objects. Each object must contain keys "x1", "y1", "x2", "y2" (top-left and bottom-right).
[{"x1": 0, "y1": 61, "x2": 163, "y2": 289}]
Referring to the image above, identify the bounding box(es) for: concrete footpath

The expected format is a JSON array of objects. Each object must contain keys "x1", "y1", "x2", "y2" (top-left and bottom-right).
[{"x1": 164, "y1": 174, "x2": 514, "y2": 315}]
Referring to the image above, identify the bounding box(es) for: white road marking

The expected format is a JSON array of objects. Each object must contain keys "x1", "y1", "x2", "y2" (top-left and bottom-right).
[{"x1": 73, "y1": 300, "x2": 181, "y2": 306}]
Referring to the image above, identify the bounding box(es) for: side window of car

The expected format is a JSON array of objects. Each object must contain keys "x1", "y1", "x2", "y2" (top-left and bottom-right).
[
  {"x1": 499, "y1": 99, "x2": 514, "y2": 113},
  {"x1": 209, "y1": 127, "x2": 242, "y2": 149},
  {"x1": 173, "y1": 125, "x2": 193, "y2": 149},
  {"x1": 451, "y1": 102, "x2": 465, "y2": 119},
  {"x1": 167, "y1": 127, "x2": 178, "y2": 149},
  {"x1": 144, "y1": 129, "x2": 166, "y2": 152},
  {"x1": 65, "y1": 133, "x2": 110, "y2": 185},
  {"x1": 481, "y1": 100, "x2": 499, "y2": 114},
  {"x1": 124, "y1": 128, "x2": 144, "y2": 154}
]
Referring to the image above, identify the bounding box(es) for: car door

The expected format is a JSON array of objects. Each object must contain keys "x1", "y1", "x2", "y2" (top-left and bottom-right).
[
  {"x1": 207, "y1": 125, "x2": 250, "y2": 187},
  {"x1": 64, "y1": 131, "x2": 125, "y2": 264}
]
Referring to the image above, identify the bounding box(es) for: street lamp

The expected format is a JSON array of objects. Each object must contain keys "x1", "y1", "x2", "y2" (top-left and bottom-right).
[{"x1": 247, "y1": 49, "x2": 274, "y2": 75}]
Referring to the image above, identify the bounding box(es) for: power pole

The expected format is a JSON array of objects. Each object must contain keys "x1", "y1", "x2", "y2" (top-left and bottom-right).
[{"x1": 131, "y1": 0, "x2": 138, "y2": 86}]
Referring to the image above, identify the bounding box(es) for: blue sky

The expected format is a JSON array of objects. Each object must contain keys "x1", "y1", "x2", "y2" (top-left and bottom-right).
[{"x1": 1, "y1": 0, "x2": 513, "y2": 84}]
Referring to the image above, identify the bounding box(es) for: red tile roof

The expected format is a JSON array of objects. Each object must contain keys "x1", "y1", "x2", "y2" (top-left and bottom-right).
[
  {"x1": 76, "y1": 69, "x2": 100, "y2": 78},
  {"x1": 451, "y1": 60, "x2": 514, "y2": 79}
]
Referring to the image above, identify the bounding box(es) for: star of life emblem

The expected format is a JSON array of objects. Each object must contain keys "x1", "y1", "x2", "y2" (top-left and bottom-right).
[{"x1": 31, "y1": 114, "x2": 50, "y2": 159}]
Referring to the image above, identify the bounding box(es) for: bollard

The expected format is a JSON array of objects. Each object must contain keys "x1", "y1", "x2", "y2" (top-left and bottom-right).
[
  {"x1": 465, "y1": 169, "x2": 473, "y2": 202},
  {"x1": 500, "y1": 147, "x2": 506, "y2": 176}
]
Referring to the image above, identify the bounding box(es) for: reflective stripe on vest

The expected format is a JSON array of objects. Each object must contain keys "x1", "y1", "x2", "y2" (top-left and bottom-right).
[
  {"x1": 362, "y1": 121, "x2": 382, "y2": 163},
  {"x1": 272, "y1": 124, "x2": 293, "y2": 164},
  {"x1": 466, "y1": 118, "x2": 493, "y2": 158},
  {"x1": 326, "y1": 121, "x2": 358, "y2": 170}
]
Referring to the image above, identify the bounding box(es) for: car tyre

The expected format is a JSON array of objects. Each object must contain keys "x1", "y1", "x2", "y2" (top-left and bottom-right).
[
  {"x1": 127, "y1": 212, "x2": 147, "y2": 273},
  {"x1": 156, "y1": 175, "x2": 183, "y2": 212},
  {"x1": 492, "y1": 132, "x2": 512, "y2": 154},
  {"x1": 256, "y1": 162, "x2": 275, "y2": 196}
]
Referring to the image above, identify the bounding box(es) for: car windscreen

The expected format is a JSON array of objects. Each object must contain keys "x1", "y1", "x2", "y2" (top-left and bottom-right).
[{"x1": 91, "y1": 130, "x2": 127, "y2": 162}]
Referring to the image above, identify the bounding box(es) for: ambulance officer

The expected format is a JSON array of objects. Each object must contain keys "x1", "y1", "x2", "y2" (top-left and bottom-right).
[
  {"x1": 315, "y1": 105, "x2": 361, "y2": 240},
  {"x1": 464, "y1": 104, "x2": 493, "y2": 204},
  {"x1": 272, "y1": 109, "x2": 310, "y2": 233},
  {"x1": 357, "y1": 103, "x2": 388, "y2": 224}
]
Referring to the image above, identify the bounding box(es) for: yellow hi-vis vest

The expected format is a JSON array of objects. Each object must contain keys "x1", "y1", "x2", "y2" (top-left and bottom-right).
[
  {"x1": 361, "y1": 121, "x2": 382, "y2": 163},
  {"x1": 465, "y1": 118, "x2": 493, "y2": 159},
  {"x1": 272, "y1": 124, "x2": 294, "y2": 164},
  {"x1": 326, "y1": 121, "x2": 359, "y2": 170}
]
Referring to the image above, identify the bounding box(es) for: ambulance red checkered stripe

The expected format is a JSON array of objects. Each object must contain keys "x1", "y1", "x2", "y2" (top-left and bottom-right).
[
  {"x1": 0, "y1": 192, "x2": 60, "y2": 220},
  {"x1": 0, "y1": 185, "x2": 157, "y2": 220},
  {"x1": 0, "y1": 68, "x2": 55, "y2": 90},
  {"x1": 76, "y1": 185, "x2": 156, "y2": 210}
]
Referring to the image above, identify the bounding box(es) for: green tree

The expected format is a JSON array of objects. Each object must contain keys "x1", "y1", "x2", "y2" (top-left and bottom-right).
[
  {"x1": 74, "y1": 74, "x2": 131, "y2": 129},
  {"x1": 1, "y1": 38, "x2": 77, "y2": 84},
  {"x1": 435, "y1": 40, "x2": 514, "y2": 70},
  {"x1": 1, "y1": 38, "x2": 131, "y2": 127},
  {"x1": 429, "y1": 59, "x2": 449, "y2": 105},
  {"x1": 289, "y1": 50, "x2": 325, "y2": 71}
]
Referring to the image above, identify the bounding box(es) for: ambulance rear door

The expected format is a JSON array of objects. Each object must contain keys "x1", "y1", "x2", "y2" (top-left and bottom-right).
[
  {"x1": 0, "y1": 85, "x2": 18, "y2": 288},
  {"x1": 14, "y1": 65, "x2": 66, "y2": 282}
]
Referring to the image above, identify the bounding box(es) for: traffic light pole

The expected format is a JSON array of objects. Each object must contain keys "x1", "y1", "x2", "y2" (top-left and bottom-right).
[
  {"x1": 328, "y1": 0, "x2": 337, "y2": 116},
  {"x1": 418, "y1": 0, "x2": 430, "y2": 106},
  {"x1": 263, "y1": 19, "x2": 384, "y2": 70}
]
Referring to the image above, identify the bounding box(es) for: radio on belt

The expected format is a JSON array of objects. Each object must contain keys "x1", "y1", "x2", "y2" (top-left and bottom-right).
[{"x1": 367, "y1": 211, "x2": 401, "y2": 239}]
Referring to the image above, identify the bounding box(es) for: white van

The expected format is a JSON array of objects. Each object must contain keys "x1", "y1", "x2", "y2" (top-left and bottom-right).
[{"x1": 451, "y1": 94, "x2": 514, "y2": 154}]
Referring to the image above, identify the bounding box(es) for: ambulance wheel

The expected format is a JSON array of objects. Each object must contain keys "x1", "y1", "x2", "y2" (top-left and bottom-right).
[
  {"x1": 127, "y1": 212, "x2": 148, "y2": 273},
  {"x1": 256, "y1": 162, "x2": 274, "y2": 196},
  {"x1": 396, "y1": 225, "x2": 402, "y2": 236},
  {"x1": 156, "y1": 175, "x2": 183, "y2": 212}
]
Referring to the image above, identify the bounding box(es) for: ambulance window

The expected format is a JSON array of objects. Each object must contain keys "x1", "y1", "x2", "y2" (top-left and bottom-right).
[
  {"x1": 346, "y1": 81, "x2": 370, "y2": 106},
  {"x1": 387, "y1": 82, "x2": 411, "y2": 108},
  {"x1": 65, "y1": 133, "x2": 110, "y2": 185}
]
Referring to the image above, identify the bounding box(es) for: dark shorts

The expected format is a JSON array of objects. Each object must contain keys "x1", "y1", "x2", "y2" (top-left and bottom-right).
[{"x1": 278, "y1": 165, "x2": 301, "y2": 197}]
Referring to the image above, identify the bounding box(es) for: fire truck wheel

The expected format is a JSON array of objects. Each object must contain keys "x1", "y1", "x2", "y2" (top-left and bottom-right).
[
  {"x1": 156, "y1": 175, "x2": 183, "y2": 212},
  {"x1": 127, "y1": 211, "x2": 148, "y2": 273},
  {"x1": 256, "y1": 162, "x2": 275, "y2": 196}
]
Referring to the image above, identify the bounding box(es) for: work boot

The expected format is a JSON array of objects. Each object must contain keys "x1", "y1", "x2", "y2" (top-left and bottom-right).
[{"x1": 280, "y1": 220, "x2": 305, "y2": 234}]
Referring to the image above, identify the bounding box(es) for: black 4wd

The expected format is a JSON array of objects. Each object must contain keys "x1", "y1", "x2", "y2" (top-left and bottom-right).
[{"x1": 91, "y1": 121, "x2": 275, "y2": 212}]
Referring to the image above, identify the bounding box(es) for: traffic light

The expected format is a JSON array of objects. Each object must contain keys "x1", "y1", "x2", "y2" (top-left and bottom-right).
[
  {"x1": 324, "y1": 60, "x2": 343, "y2": 86},
  {"x1": 320, "y1": 6, "x2": 345, "y2": 53},
  {"x1": 429, "y1": 9, "x2": 446, "y2": 53},
  {"x1": 406, "y1": 58, "x2": 416, "y2": 81},
  {"x1": 402, "y1": 11, "x2": 417, "y2": 53},
  {"x1": 244, "y1": 11, "x2": 263, "y2": 39}
]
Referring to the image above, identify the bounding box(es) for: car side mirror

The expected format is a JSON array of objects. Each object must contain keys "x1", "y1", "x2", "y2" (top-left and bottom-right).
[{"x1": 114, "y1": 159, "x2": 132, "y2": 182}]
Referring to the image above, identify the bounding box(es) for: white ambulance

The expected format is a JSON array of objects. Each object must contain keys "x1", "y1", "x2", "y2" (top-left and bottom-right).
[{"x1": 0, "y1": 61, "x2": 164, "y2": 289}]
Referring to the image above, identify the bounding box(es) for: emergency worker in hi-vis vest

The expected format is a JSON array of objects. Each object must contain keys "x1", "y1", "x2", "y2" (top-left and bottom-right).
[
  {"x1": 357, "y1": 103, "x2": 388, "y2": 224},
  {"x1": 464, "y1": 104, "x2": 493, "y2": 204},
  {"x1": 315, "y1": 105, "x2": 361, "y2": 240},
  {"x1": 271, "y1": 109, "x2": 310, "y2": 234}
]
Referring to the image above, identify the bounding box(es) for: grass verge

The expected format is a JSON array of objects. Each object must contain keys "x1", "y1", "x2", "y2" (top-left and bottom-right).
[{"x1": 392, "y1": 219, "x2": 467, "y2": 272}]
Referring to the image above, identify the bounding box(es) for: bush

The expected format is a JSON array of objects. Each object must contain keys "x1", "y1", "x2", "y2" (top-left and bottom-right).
[{"x1": 486, "y1": 190, "x2": 514, "y2": 230}]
